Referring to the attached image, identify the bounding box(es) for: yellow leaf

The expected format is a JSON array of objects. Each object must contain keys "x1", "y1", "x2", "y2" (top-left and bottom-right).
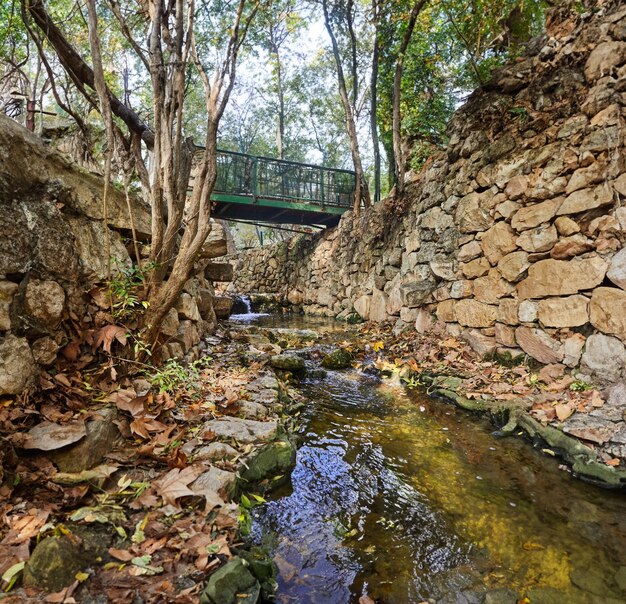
[
  {"x1": 75, "y1": 571, "x2": 90, "y2": 582},
  {"x1": 372, "y1": 341, "x2": 385, "y2": 352}
]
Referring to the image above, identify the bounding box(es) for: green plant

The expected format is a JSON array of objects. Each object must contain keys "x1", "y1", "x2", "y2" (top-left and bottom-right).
[
  {"x1": 508, "y1": 106, "x2": 529, "y2": 121},
  {"x1": 570, "y1": 379, "x2": 592, "y2": 392},
  {"x1": 148, "y1": 359, "x2": 192, "y2": 393},
  {"x1": 147, "y1": 357, "x2": 213, "y2": 394},
  {"x1": 402, "y1": 375, "x2": 422, "y2": 389},
  {"x1": 238, "y1": 493, "x2": 266, "y2": 537},
  {"x1": 107, "y1": 259, "x2": 151, "y2": 320}
]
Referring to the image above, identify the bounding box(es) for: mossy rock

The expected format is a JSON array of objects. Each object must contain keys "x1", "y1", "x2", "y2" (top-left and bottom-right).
[
  {"x1": 270, "y1": 354, "x2": 305, "y2": 372},
  {"x1": 238, "y1": 547, "x2": 278, "y2": 601},
  {"x1": 321, "y1": 349, "x2": 353, "y2": 370},
  {"x1": 201, "y1": 557, "x2": 260, "y2": 604},
  {"x1": 240, "y1": 439, "x2": 296, "y2": 485},
  {"x1": 346, "y1": 312, "x2": 364, "y2": 324},
  {"x1": 23, "y1": 525, "x2": 112, "y2": 592}
]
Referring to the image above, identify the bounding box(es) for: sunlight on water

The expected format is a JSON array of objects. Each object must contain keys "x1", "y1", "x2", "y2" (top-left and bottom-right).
[{"x1": 249, "y1": 318, "x2": 626, "y2": 603}]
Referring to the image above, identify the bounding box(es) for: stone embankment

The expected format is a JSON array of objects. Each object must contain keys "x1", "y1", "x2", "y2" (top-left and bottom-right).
[
  {"x1": 229, "y1": 0, "x2": 626, "y2": 389},
  {"x1": 0, "y1": 114, "x2": 233, "y2": 395}
]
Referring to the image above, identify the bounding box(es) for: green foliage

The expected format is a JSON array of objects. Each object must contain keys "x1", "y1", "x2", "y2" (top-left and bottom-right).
[
  {"x1": 147, "y1": 357, "x2": 213, "y2": 394},
  {"x1": 238, "y1": 493, "x2": 267, "y2": 537},
  {"x1": 570, "y1": 379, "x2": 592, "y2": 392},
  {"x1": 107, "y1": 259, "x2": 151, "y2": 321}
]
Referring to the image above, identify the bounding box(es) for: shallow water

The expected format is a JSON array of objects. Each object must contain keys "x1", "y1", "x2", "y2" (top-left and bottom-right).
[{"x1": 246, "y1": 317, "x2": 626, "y2": 604}]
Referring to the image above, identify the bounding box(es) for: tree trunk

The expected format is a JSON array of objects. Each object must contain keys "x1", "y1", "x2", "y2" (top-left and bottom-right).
[
  {"x1": 322, "y1": 0, "x2": 371, "y2": 213},
  {"x1": 270, "y1": 40, "x2": 285, "y2": 159},
  {"x1": 370, "y1": 0, "x2": 381, "y2": 204},
  {"x1": 392, "y1": 0, "x2": 428, "y2": 197}
]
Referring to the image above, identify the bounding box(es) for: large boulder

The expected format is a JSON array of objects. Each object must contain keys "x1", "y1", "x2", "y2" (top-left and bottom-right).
[
  {"x1": 201, "y1": 557, "x2": 260, "y2": 604},
  {"x1": 0, "y1": 335, "x2": 36, "y2": 395},
  {"x1": 24, "y1": 279, "x2": 65, "y2": 329},
  {"x1": 321, "y1": 348, "x2": 353, "y2": 369},
  {"x1": 270, "y1": 354, "x2": 305, "y2": 372}
]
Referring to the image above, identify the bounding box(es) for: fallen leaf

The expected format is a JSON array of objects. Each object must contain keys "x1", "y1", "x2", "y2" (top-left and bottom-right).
[
  {"x1": 93, "y1": 325, "x2": 127, "y2": 354},
  {"x1": 108, "y1": 548, "x2": 134, "y2": 562},
  {"x1": 153, "y1": 466, "x2": 203, "y2": 507},
  {"x1": 554, "y1": 403, "x2": 575, "y2": 422},
  {"x1": 22, "y1": 420, "x2": 86, "y2": 451},
  {"x1": 52, "y1": 464, "x2": 118, "y2": 485}
]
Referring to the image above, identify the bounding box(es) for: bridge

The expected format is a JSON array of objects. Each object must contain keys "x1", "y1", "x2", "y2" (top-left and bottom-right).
[{"x1": 205, "y1": 149, "x2": 356, "y2": 227}]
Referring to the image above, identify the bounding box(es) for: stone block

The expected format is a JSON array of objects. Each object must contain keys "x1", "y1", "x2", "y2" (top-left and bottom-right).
[
  {"x1": 204, "y1": 262, "x2": 234, "y2": 282},
  {"x1": 161, "y1": 307, "x2": 179, "y2": 337},
  {"x1": 584, "y1": 41, "x2": 626, "y2": 82},
  {"x1": 580, "y1": 334, "x2": 626, "y2": 384},
  {"x1": 461, "y1": 257, "x2": 490, "y2": 279},
  {"x1": 0, "y1": 281, "x2": 18, "y2": 331},
  {"x1": 0, "y1": 335, "x2": 36, "y2": 395},
  {"x1": 510, "y1": 197, "x2": 562, "y2": 231},
  {"x1": 607, "y1": 248, "x2": 626, "y2": 290},
  {"x1": 557, "y1": 183, "x2": 614, "y2": 216},
  {"x1": 480, "y1": 222, "x2": 518, "y2": 265},
  {"x1": 590, "y1": 287, "x2": 626, "y2": 341},
  {"x1": 24, "y1": 279, "x2": 65, "y2": 328},
  {"x1": 497, "y1": 299, "x2": 519, "y2": 325},
  {"x1": 495, "y1": 323, "x2": 517, "y2": 347},
  {"x1": 176, "y1": 292, "x2": 201, "y2": 321},
  {"x1": 550, "y1": 234, "x2": 594, "y2": 259},
  {"x1": 497, "y1": 251, "x2": 530, "y2": 282},
  {"x1": 518, "y1": 300, "x2": 538, "y2": 323},
  {"x1": 516, "y1": 224, "x2": 558, "y2": 253},
  {"x1": 461, "y1": 329, "x2": 497, "y2": 357},
  {"x1": 370, "y1": 288, "x2": 389, "y2": 322},
  {"x1": 516, "y1": 257, "x2": 608, "y2": 299},
  {"x1": 454, "y1": 299, "x2": 497, "y2": 328},
  {"x1": 554, "y1": 216, "x2": 580, "y2": 237},
  {"x1": 455, "y1": 193, "x2": 492, "y2": 233},
  {"x1": 436, "y1": 299, "x2": 456, "y2": 323},
  {"x1": 515, "y1": 326, "x2": 563, "y2": 364},
  {"x1": 472, "y1": 270, "x2": 513, "y2": 304},
  {"x1": 538, "y1": 295, "x2": 589, "y2": 328},
  {"x1": 458, "y1": 240, "x2": 482, "y2": 262}
]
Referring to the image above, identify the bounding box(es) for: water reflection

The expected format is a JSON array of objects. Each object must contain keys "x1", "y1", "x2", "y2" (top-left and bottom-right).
[{"x1": 251, "y1": 322, "x2": 626, "y2": 603}]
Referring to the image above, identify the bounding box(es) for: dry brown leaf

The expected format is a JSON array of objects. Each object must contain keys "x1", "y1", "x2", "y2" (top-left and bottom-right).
[
  {"x1": 590, "y1": 390, "x2": 605, "y2": 408},
  {"x1": 554, "y1": 403, "x2": 575, "y2": 422},
  {"x1": 93, "y1": 325, "x2": 127, "y2": 354},
  {"x1": 153, "y1": 466, "x2": 203, "y2": 507},
  {"x1": 108, "y1": 547, "x2": 134, "y2": 561},
  {"x1": 22, "y1": 420, "x2": 86, "y2": 451}
]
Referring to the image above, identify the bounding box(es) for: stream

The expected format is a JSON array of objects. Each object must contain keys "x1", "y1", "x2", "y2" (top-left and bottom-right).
[{"x1": 232, "y1": 312, "x2": 626, "y2": 604}]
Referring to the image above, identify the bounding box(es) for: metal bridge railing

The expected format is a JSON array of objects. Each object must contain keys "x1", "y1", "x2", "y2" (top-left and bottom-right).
[{"x1": 212, "y1": 149, "x2": 356, "y2": 209}]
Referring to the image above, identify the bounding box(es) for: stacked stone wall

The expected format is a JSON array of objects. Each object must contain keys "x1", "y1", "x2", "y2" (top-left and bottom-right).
[{"x1": 229, "y1": 1, "x2": 626, "y2": 385}]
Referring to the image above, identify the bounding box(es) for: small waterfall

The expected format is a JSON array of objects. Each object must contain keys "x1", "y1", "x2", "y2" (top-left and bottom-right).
[{"x1": 229, "y1": 294, "x2": 269, "y2": 322}]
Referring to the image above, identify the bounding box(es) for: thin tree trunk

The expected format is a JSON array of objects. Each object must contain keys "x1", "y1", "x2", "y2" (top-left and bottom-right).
[
  {"x1": 370, "y1": 0, "x2": 381, "y2": 204},
  {"x1": 322, "y1": 0, "x2": 371, "y2": 213},
  {"x1": 270, "y1": 40, "x2": 285, "y2": 159},
  {"x1": 393, "y1": 0, "x2": 428, "y2": 197},
  {"x1": 346, "y1": 0, "x2": 358, "y2": 105},
  {"x1": 86, "y1": 0, "x2": 113, "y2": 283}
]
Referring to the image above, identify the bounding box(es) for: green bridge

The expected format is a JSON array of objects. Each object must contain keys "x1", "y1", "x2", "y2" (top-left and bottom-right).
[{"x1": 205, "y1": 149, "x2": 356, "y2": 227}]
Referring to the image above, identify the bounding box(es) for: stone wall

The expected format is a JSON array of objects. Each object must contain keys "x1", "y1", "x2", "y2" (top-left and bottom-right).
[
  {"x1": 0, "y1": 115, "x2": 228, "y2": 395},
  {"x1": 229, "y1": 0, "x2": 626, "y2": 385}
]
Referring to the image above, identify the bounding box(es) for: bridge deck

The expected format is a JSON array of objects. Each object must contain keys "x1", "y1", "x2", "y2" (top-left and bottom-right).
[{"x1": 203, "y1": 150, "x2": 356, "y2": 227}]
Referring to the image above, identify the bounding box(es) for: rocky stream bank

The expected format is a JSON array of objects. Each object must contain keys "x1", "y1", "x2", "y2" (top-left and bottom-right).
[{"x1": 0, "y1": 318, "x2": 327, "y2": 603}]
